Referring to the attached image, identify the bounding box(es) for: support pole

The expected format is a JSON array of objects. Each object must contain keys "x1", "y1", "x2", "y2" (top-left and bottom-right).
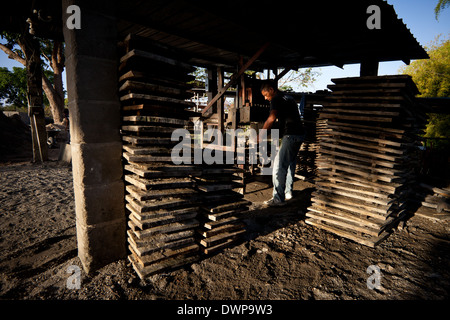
[
  {"x1": 360, "y1": 59, "x2": 379, "y2": 76},
  {"x1": 274, "y1": 68, "x2": 291, "y2": 82},
  {"x1": 217, "y1": 66, "x2": 224, "y2": 134}
]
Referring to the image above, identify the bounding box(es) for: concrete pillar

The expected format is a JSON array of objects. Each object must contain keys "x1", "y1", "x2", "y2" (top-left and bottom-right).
[{"x1": 62, "y1": 0, "x2": 126, "y2": 273}]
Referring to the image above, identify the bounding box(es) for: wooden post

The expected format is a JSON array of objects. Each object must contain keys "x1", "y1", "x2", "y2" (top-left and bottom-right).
[
  {"x1": 217, "y1": 66, "x2": 224, "y2": 135},
  {"x1": 274, "y1": 68, "x2": 291, "y2": 82},
  {"x1": 206, "y1": 68, "x2": 218, "y2": 117},
  {"x1": 239, "y1": 56, "x2": 246, "y2": 107},
  {"x1": 360, "y1": 59, "x2": 379, "y2": 76},
  {"x1": 22, "y1": 32, "x2": 48, "y2": 162}
]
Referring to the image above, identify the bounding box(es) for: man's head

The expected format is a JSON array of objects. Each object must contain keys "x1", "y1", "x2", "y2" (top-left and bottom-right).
[{"x1": 260, "y1": 80, "x2": 278, "y2": 102}]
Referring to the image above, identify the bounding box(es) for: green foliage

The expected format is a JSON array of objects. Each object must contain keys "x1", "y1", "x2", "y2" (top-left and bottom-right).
[
  {"x1": 400, "y1": 37, "x2": 450, "y2": 98},
  {"x1": 0, "y1": 67, "x2": 28, "y2": 108},
  {"x1": 0, "y1": 66, "x2": 53, "y2": 108},
  {"x1": 435, "y1": 0, "x2": 450, "y2": 19},
  {"x1": 401, "y1": 36, "x2": 450, "y2": 149},
  {"x1": 278, "y1": 68, "x2": 321, "y2": 92}
]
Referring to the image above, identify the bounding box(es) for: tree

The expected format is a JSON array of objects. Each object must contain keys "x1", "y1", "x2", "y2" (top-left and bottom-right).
[
  {"x1": 0, "y1": 66, "x2": 54, "y2": 109},
  {"x1": 435, "y1": 0, "x2": 450, "y2": 19},
  {"x1": 400, "y1": 37, "x2": 450, "y2": 98},
  {"x1": 0, "y1": 32, "x2": 65, "y2": 124},
  {"x1": 0, "y1": 67, "x2": 28, "y2": 108},
  {"x1": 277, "y1": 68, "x2": 320, "y2": 92},
  {"x1": 401, "y1": 37, "x2": 450, "y2": 149}
]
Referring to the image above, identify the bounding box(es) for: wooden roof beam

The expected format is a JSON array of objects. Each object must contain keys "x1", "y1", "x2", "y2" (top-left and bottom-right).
[{"x1": 274, "y1": 68, "x2": 291, "y2": 82}]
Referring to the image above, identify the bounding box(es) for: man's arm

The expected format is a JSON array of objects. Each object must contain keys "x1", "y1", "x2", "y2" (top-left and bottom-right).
[{"x1": 258, "y1": 109, "x2": 277, "y2": 142}]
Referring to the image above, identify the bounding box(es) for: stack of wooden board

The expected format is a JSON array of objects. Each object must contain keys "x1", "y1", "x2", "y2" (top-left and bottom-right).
[
  {"x1": 295, "y1": 93, "x2": 328, "y2": 180},
  {"x1": 193, "y1": 134, "x2": 250, "y2": 254},
  {"x1": 413, "y1": 182, "x2": 450, "y2": 221},
  {"x1": 305, "y1": 75, "x2": 427, "y2": 247},
  {"x1": 119, "y1": 34, "x2": 202, "y2": 278},
  {"x1": 196, "y1": 163, "x2": 250, "y2": 254}
]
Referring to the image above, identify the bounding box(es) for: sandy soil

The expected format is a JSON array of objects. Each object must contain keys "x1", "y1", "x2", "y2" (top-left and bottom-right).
[{"x1": 0, "y1": 157, "x2": 449, "y2": 301}]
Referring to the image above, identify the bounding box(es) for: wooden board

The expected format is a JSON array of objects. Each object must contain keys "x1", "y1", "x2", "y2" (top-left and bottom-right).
[
  {"x1": 199, "y1": 229, "x2": 246, "y2": 248},
  {"x1": 125, "y1": 174, "x2": 194, "y2": 190},
  {"x1": 128, "y1": 251, "x2": 199, "y2": 279},
  {"x1": 129, "y1": 235, "x2": 195, "y2": 257},
  {"x1": 120, "y1": 49, "x2": 194, "y2": 72},
  {"x1": 119, "y1": 70, "x2": 193, "y2": 89},
  {"x1": 126, "y1": 195, "x2": 199, "y2": 213},
  {"x1": 129, "y1": 243, "x2": 199, "y2": 268},
  {"x1": 305, "y1": 211, "x2": 381, "y2": 237},
  {"x1": 124, "y1": 164, "x2": 201, "y2": 178},
  {"x1": 128, "y1": 219, "x2": 200, "y2": 239},
  {"x1": 123, "y1": 145, "x2": 172, "y2": 155},
  {"x1": 305, "y1": 218, "x2": 392, "y2": 248},
  {"x1": 126, "y1": 185, "x2": 197, "y2": 201},
  {"x1": 198, "y1": 222, "x2": 246, "y2": 238},
  {"x1": 123, "y1": 115, "x2": 189, "y2": 126},
  {"x1": 203, "y1": 208, "x2": 246, "y2": 222},
  {"x1": 119, "y1": 80, "x2": 192, "y2": 99},
  {"x1": 202, "y1": 200, "x2": 251, "y2": 213},
  {"x1": 122, "y1": 124, "x2": 180, "y2": 133},
  {"x1": 120, "y1": 93, "x2": 194, "y2": 108},
  {"x1": 201, "y1": 238, "x2": 240, "y2": 255}
]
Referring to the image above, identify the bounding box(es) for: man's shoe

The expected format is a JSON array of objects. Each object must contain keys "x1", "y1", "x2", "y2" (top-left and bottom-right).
[
  {"x1": 285, "y1": 192, "x2": 293, "y2": 201},
  {"x1": 264, "y1": 198, "x2": 287, "y2": 207}
]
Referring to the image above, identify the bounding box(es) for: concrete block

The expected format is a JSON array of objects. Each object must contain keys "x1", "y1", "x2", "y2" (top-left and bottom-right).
[
  {"x1": 68, "y1": 100, "x2": 121, "y2": 144},
  {"x1": 76, "y1": 217, "x2": 127, "y2": 274},
  {"x1": 65, "y1": 55, "x2": 119, "y2": 103},
  {"x1": 62, "y1": 0, "x2": 117, "y2": 61},
  {"x1": 74, "y1": 180, "x2": 125, "y2": 226},
  {"x1": 71, "y1": 141, "x2": 123, "y2": 186}
]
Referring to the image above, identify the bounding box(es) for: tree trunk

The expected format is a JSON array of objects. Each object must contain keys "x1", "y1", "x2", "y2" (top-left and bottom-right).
[
  {"x1": 42, "y1": 75, "x2": 64, "y2": 124},
  {"x1": 49, "y1": 41, "x2": 65, "y2": 125},
  {"x1": 20, "y1": 32, "x2": 48, "y2": 162}
]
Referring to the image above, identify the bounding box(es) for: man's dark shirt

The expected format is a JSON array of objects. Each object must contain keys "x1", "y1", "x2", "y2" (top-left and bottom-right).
[{"x1": 269, "y1": 92, "x2": 304, "y2": 136}]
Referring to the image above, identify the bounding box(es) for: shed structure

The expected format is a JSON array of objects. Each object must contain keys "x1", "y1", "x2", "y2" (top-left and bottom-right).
[{"x1": 2, "y1": 0, "x2": 428, "y2": 275}]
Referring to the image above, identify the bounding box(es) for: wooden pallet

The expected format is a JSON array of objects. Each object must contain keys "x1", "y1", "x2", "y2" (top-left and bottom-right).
[{"x1": 305, "y1": 75, "x2": 427, "y2": 247}]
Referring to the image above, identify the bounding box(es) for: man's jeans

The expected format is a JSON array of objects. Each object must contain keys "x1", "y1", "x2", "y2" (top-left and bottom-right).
[{"x1": 272, "y1": 134, "x2": 305, "y2": 202}]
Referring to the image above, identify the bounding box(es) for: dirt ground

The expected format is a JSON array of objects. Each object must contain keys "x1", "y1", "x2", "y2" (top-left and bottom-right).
[{"x1": 0, "y1": 155, "x2": 450, "y2": 302}]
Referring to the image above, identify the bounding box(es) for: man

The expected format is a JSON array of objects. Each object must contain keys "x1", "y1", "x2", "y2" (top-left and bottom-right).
[{"x1": 258, "y1": 80, "x2": 305, "y2": 207}]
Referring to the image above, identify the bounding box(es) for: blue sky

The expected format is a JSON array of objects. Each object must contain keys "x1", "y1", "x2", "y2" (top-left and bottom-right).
[{"x1": 1, "y1": 1, "x2": 449, "y2": 95}]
